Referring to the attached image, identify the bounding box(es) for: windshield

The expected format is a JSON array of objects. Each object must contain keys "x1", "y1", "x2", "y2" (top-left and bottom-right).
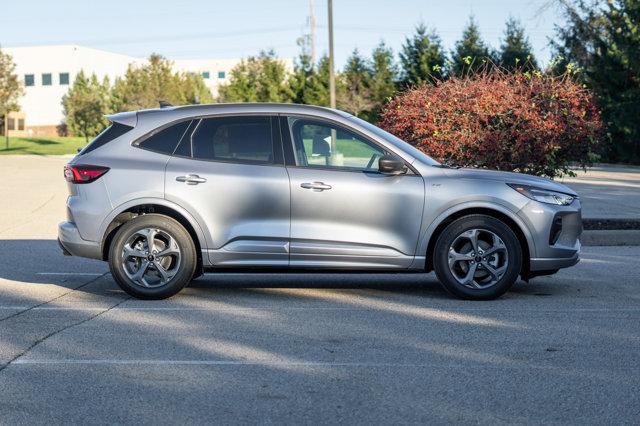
[{"x1": 348, "y1": 116, "x2": 440, "y2": 166}]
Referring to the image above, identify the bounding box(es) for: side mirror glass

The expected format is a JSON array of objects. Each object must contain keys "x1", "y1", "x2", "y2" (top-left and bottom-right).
[{"x1": 378, "y1": 154, "x2": 407, "y2": 175}]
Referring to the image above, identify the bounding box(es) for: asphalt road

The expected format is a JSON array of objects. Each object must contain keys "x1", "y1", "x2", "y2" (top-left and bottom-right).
[{"x1": 0, "y1": 156, "x2": 639, "y2": 424}]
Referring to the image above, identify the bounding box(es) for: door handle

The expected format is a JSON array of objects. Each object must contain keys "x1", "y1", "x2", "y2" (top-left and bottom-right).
[
  {"x1": 176, "y1": 174, "x2": 207, "y2": 185},
  {"x1": 300, "y1": 181, "x2": 332, "y2": 191}
]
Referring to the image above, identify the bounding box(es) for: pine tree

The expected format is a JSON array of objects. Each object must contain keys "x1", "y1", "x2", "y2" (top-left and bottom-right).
[
  {"x1": 62, "y1": 71, "x2": 111, "y2": 141},
  {"x1": 399, "y1": 23, "x2": 447, "y2": 87},
  {"x1": 369, "y1": 41, "x2": 398, "y2": 119},
  {"x1": 552, "y1": 0, "x2": 640, "y2": 162},
  {"x1": 499, "y1": 17, "x2": 538, "y2": 71},
  {"x1": 451, "y1": 16, "x2": 495, "y2": 75},
  {"x1": 337, "y1": 49, "x2": 375, "y2": 118}
]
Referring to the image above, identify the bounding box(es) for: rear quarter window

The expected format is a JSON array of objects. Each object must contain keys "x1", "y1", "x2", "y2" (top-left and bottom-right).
[
  {"x1": 137, "y1": 120, "x2": 193, "y2": 155},
  {"x1": 79, "y1": 122, "x2": 133, "y2": 155}
]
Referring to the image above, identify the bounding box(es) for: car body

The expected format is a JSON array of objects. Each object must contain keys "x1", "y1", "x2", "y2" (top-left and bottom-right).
[{"x1": 58, "y1": 103, "x2": 582, "y2": 299}]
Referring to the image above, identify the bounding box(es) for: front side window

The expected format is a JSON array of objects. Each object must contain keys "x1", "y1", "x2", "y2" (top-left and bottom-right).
[
  {"x1": 288, "y1": 118, "x2": 386, "y2": 171},
  {"x1": 191, "y1": 116, "x2": 273, "y2": 164},
  {"x1": 42, "y1": 73, "x2": 52, "y2": 86},
  {"x1": 138, "y1": 120, "x2": 192, "y2": 155},
  {"x1": 24, "y1": 74, "x2": 35, "y2": 86},
  {"x1": 59, "y1": 73, "x2": 70, "y2": 85}
]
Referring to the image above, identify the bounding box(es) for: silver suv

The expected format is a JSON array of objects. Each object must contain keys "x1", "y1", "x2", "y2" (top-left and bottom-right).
[{"x1": 59, "y1": 103, "x2": 582, "y2": 300}]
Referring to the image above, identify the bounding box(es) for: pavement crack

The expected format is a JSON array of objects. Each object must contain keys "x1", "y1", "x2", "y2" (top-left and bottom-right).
[
  {"x1": 0, "y1": 294, "x2": 131, "y2": 374},
  {"x1": 0, "y1": 272, "x2": 109, "y2": 323}
]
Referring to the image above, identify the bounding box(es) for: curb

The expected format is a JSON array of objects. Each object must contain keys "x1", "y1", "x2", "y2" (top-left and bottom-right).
[{"x1": 581, "y1": 229, "x2": 640, "y2": 246}]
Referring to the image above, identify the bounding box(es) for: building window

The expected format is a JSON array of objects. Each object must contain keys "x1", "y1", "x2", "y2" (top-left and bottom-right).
[
  {"x1": 218, "y1": 71, "x2": 226, "y2": 79},
  {"x1": 59, "y1": 73, "x2": 70, "y2": 85},
  {"x1": 18, "y1": 119, "x2": 25, "y2": 131},
  {"x1": 42, "y1": 73, "x2": 52, "y2": 86},
  {"x1": 25, "y1": 74, "x2": 35, "y2": 86},
  {"x1": 7, "y1": 118, "x2": 15, "y2": 131},
  {"x1": 202, "y1": 71, "x2": 210, "y2": 79}
]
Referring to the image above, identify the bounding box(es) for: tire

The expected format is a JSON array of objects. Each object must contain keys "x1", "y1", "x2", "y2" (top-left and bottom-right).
[
  {"x1": 433, "y1": 214, "x2": 522, "y2": 300},
  {"x1": 108, "y1": 214, "x2": 197, "y2": 300}
]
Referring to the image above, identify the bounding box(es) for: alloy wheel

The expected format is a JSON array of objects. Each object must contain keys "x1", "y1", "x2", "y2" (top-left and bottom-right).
[
  {"x1": 447, "y1": 228, "x2": 509, "y2": 289},
  {"x1": 121, "y1": 227, "x2": 181, "y2": 288}
]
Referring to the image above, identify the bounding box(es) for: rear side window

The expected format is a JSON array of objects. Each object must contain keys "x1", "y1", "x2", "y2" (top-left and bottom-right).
[
  {"x1": 138, "y1": 120, "x2": 192, "y2": 155},
  {"x1": 79, "y1": 122, "x2": 133, "y2": 155},
  {"x1": 191, "y1": 116, "x2": 273, "y2": 164}
]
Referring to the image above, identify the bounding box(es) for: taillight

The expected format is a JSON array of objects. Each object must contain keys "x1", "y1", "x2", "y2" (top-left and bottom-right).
[{"x1": 64, "y1": 165, "x2": 110, "y2": 184}]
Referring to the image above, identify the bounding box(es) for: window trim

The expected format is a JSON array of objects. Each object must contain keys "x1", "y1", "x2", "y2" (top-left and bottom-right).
[
  {"x1": 282, "y1": 115, "x2": 418, "y2": 176},
  {"x1": 133, "y1": 113, "x2": 286, "y2": 167}
]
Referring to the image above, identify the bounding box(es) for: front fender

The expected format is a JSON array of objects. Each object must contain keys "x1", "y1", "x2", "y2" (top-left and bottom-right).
[{"x1": 415, "y1": 200, "x2": 536, "y2": 262}]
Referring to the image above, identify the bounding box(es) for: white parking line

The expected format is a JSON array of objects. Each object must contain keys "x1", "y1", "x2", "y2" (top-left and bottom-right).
[
  {"x1": 0, "y1": 306, "x2": 638, "y2": 313},
  {"x1": 36, "y1": 272, "x2": 106, "y2": 276}
]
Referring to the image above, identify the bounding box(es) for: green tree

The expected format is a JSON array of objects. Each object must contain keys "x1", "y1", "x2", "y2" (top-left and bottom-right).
[
  {"x1": 399, "y1": 23, "x2": 447, "y2": 86},
  {"x1": 369, "y1": 41, "x2": 399, "y2": 119},
  {"x1": 499, "y1": 17, "x2": 538, "y2": 71},
  {"x1": 112, "y1": 54, "x2": 212, "y2": 111},
  {"x1": 451, "y1": 16, "x2": 495, "y2": 75},
  {"x1": 218, "y1": 50, "x2": 293, "y2": 102},
  {"x1": 62, "y1": 71, "x2": 111, "y2": 142},
  {"x1": 0, "y1": 47, "x2": 23, "y2": 146},
  {"x1": 337, "y1": 49, "x2": 374, "y2": 118},
  {"x1": 552, "y1": 0, "x2": 640, "y2": 163}
]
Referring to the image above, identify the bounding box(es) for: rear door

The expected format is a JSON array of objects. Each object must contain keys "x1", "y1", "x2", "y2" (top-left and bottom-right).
[
  {"x1": 165, "y1": 115, "x2": 291, "y2": 267},
  {"x1": 282, "y1": 116, "x2": 425, "y2": 269}
]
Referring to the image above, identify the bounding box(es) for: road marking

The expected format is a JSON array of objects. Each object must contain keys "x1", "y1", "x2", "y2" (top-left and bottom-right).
[
  {"x1": 11, "y1": 358, "x2": 640, "y2": 369},
  {"x1": 0, "y1": 306, "x2": 638, "y2": 313},
  {"x1": 37, "y1": 272, "x2": 106, "y2": 276}
]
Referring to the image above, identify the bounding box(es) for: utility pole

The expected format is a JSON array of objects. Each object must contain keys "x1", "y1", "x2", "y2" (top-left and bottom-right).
[
  {"x1": 309, "y1": 0, "x2": 316, "y2": 64},
  {"x1": 327, "y1": 0, "x2": 336, "y2": 109}
]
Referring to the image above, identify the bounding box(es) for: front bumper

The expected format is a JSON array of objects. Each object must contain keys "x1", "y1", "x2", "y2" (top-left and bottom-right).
[
  {"x1": 58, "y1": 221, "x2": 102, "y2": 260},
  {"x1": 529, "y1": 250, "x2": 580, "y2": 272},
  {"x1": 518, "y1": 198, "x2": 582, "y2": 272}
]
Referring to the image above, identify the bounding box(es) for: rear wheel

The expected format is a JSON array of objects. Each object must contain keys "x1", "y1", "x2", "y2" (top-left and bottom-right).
[
  {"x1": 108, "y1": 214, "x2": 197, "y2": 299},
  {"x1": 433, "y1": 214, "x2": 522, "y2": 300}
]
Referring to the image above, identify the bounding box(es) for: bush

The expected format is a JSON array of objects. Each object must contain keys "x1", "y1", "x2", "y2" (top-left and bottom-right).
[{"x1": 378, "y1": 69, "x2": 604, "y2": 177}]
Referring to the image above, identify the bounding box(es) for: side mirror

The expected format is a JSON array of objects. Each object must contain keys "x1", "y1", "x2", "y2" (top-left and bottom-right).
[{"x1": 378, "y1": 155, "x2": 407, "y2": 175}]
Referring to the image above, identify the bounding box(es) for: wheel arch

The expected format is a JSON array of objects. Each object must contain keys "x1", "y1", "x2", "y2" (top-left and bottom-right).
[
  {"x1": 100, "y1": 199, "x2": 207, "y2": 275},
  {"x1": 423, "y1": 205, "x2": 533, "y2": 277}
]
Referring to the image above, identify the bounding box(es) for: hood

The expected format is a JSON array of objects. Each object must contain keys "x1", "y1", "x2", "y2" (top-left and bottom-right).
[{"x1": 442, "y1": 167, "x2": 578, "y2": 196}]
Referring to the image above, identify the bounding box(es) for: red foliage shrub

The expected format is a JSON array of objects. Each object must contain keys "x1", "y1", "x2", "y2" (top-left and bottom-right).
[{"x1": 378, "y1": 70, "x2": 604, "y2": 177}]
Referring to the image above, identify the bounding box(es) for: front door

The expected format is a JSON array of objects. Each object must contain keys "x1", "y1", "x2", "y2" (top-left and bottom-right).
[
  {"x1": 165, "y1": 115, "x2": 290, "y2": 267},
  {"x1": 284, "y1": 117, "x2": 425, "y2": 269}
]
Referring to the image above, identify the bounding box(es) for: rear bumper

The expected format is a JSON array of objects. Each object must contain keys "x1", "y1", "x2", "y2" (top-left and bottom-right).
[{"x1": 58, "y1": 221, "x2": 102, "y2": 260}]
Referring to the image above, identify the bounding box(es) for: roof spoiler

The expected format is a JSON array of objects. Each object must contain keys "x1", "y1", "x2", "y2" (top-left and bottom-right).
[{"x1": 105, "y1": 111, "x2": 137, "y2": 128}]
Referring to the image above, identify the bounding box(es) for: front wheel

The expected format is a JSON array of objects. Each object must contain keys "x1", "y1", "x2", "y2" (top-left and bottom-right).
[
  {"x1": 108, "y1": 214, "x2": 197, "y2": 300},
  {"x1": 433, "y1": 214, "x2": 522, "y2": 300}
]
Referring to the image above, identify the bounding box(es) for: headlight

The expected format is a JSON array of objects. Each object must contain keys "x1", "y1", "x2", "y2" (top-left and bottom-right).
[{"x1": 507, "y1": 183, "x2": 575, "y2": 206}]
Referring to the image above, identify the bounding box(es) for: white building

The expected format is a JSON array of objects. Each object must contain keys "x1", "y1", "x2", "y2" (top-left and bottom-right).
[{"x1": 3, "y1": 45, "x2": 292, "y2": 136}]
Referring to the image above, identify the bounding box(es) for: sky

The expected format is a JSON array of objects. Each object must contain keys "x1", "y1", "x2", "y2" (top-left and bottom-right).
[{"x1": 0, "y1": 0, "x2": 564, "y2": 69}]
